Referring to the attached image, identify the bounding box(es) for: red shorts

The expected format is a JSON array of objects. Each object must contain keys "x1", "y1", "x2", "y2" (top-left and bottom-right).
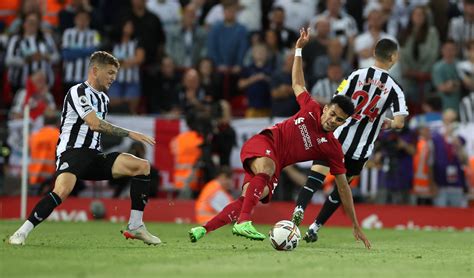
[{"x1": 240, "y1": 133, "x2": 281, "y2": 203}]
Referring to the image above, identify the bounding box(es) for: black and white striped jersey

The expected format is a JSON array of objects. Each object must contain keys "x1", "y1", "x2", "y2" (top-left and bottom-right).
[
  {"x1": 61, "y1": 28, "x2": 100, "y2": 83},
  {"x1": 460, "y1": 93, "x2": 474, "y2": 123},
  {"x1": 5, "y1": 33, "x2": 59, "y2": 88},
  {"x1": 334, "y1": 66, "x2": 409, "y2": 160},
  {"x1": 56, "y1": 81, "x2": 109, "y2": 158},
  {"x1": 112, "y1": 39, "x2": 141, "y2": 83}
]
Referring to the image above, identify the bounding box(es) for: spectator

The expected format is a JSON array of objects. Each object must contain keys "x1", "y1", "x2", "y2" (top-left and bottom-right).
[
  {"x1": 267, "y1": 6, "x2": 297, "y2": 49},
  {"x1": 242, "y1": 31, "x2": 263, "y2": 67},
  {"x1": 355, "y1": 2, "x2": 394, "y2": 68},
  {"x1": 432, "y1": 110, "x2": 469, "y2": 207},
  {"x1": 460, "y1": 92, "x2": 474, "y2": 123},
  {"x1": 310, "y1": 0, "x2": 359, "y2": 61},
  {"x1": 270, "y1": 50, "x2": 298, "y2": 117},
  {"x1": 150, "y1": 56, "x2": 181, "y2": 115},
  {"x1": 126, "y1": 0, "x2": 166, "y2": 112},
  {"x1": 61, "y1": 9, "x2": 100, "y2": 93},
  {"x1": 178, "y1": 69, "x2": 207, "y2": 112},
  {"x1": 195, "y1": 166, "x2": 234, "y2": 225},
  {"x1": 379, "y1": 0, "x2": 401, "y2": 37},
  {"x1": 457, "y1": 40, "x2": 474, "y2": 92},
  {"x1": 311, "y1": 62, "x2": 343, "y2": 106},
  {"x1": 412, "y1": 122, "x2": 436, "y2": 205},
  {"x1": 197, "y1": 57, "x2": 222, "y2": 100},
  {"x1": 108, "y1": 20, "x2": 145, "y2": 114},
  {"x1": 264, "y1": 29, "x2": 285, "y2": 70},
  {"x1": 312, "y1": 38, "x2": 351, "y2": 83},
  {"x1": 409, "y1": 95, "x2": 444, "y2": 132},
  {"x1": 146, "y1": 0, "x2": 181, "y2": 36},
  {"x1": 273, "y1": 0, "x2": 316, "y2": 33},
  {"x1": 166, "y1": 4, "x2": 207, "y2": 68},
  {"x1": 377, "y1": 126, "x2": 417, "y2": 205},
  {"x1": 238, "y1": 44, "x2": 272, "y2": 118},
  {"x1": 432, "y1": 40, "x2": 462, "y2": 113},
  {"x1": 302, "y1": 17, "x2": 330, "y2": 80},
  {"x1": 448, "y1": 0, "x2": 474, "y2": 58},
  {"x1": 7, "y1": 0, "x2": 53, "y2": 34},
  {"x1": 5, "y1": 12, "x2": 59, "y2": 94},
  {"x1": 9, "y1": 70, "x2": 57, "y2": 132},
  {"x1": 58, "y1": 0, "x2": 101, "y2": 33},
  {"x1": 399, "y1": 5, "x2": 440, "y2": 106},
  {"x1": 207, "y1": 0, "x2": 248, "y2": 73},
  {"x1": 28, "y1": 111, "x2": 59, "y2": 191}
]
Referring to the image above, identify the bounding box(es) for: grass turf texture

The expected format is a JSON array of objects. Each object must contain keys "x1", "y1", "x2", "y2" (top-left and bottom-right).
[{"x1": 1, "y1": 221, "x2": 472, "y2": 278}]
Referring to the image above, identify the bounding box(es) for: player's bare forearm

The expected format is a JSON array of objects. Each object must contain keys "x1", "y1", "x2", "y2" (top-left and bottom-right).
[
  {"x1": 292, "y1": 28, "x2": 310, "y2": 97},
  {"x1": 335, "y1": 174, "x2": 360, "y2": 227},
  {"x1": 97, "y1": 119, "x2": 130, "y2": 137}
]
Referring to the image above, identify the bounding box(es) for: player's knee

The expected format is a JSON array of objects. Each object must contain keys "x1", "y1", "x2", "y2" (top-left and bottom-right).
[
  {"x1": 53, "y1": 183, "x2": 74, "y2": 200},
  {"x1": 135, "y1": 159, "x2": 150, "y2": 176}
]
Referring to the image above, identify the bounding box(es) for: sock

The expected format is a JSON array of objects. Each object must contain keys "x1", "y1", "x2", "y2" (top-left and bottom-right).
[
  {"x1": 128, "y1": 210, "x2": 144, "y2": 230},
  {"x1": 309, "y1": 221, "x2": 323, "y2": 232},
  {"x1": 295, "y1": 171, "x2": 326, "y2": 210},
  {"x1": 130, "y1": 175, "x2": 150, "y2": 211},
  {"x1": 314, "y1": 188, "x2": 341, "y2": 226},
  {"x1": 27, "y1": 192, "x2": 62, "y2": 226},
  {"x1": 129, "y1": 175, "x2": 150, "y2": 228},
  {"x1": 17, "y1": 220, "x2": 34, "y2": 235},
  {"x1": 203, "y1": 196, "x2": 244, "y2": 232},
  {"x1": 238, "y1": 173, "x2": 270, "y2": 223}
]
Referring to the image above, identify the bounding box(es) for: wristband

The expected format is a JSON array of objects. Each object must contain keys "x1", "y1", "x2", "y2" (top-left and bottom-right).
[{"x1": 295, "y1": 48, "x2": 302, "y2": 57}]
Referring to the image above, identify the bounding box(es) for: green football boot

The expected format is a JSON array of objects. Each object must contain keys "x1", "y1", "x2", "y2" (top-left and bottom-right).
[
  {"x1": 232, "y1": 221, "x2": 266, "y2": 241},
  {"x1": 188, "y1": 226, "x2": 207, "y2": 243}
]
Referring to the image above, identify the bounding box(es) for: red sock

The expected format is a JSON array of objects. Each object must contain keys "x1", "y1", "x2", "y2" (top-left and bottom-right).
[
  {"x1": 238, "y1": 173, "x2": 270, "y2": 223},
  {"x1": 203, "y1": 197, "x2": 244, "y2": 233}
]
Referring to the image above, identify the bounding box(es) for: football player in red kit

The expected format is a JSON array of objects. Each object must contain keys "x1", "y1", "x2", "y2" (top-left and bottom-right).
[{"x1": 189, "y1": 28, "x2": 371, "y2": 249}]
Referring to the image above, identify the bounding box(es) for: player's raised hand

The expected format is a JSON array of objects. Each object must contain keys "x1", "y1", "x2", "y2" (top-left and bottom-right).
[
  {"x1": 353, "y1": 226, "x2": 371, "y2": 250},
  {"x1": 129, "y1": 131, "x2": 156, "y2": 146},
  {"x1": 295, "y1": 27, "x2": 311, "y2": 49}
]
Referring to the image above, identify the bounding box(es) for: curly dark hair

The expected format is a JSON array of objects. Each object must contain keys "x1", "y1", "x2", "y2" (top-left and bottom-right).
[{"x1": 330, "y1": 95, "x2": 355, "y2": 116}]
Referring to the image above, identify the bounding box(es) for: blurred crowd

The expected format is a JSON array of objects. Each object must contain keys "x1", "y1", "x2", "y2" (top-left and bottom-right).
[{"x1": 0, "y1": 0, "x2": 473, "y2": 208}]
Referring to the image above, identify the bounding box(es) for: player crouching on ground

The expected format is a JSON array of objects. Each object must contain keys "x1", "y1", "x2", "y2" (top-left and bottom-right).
[
  {"x1": 8, "y1": 51, "x2": 160, "y2": 246},
  {"x1": 188, "y1": 28, "x2": 371, "y2": 249}
]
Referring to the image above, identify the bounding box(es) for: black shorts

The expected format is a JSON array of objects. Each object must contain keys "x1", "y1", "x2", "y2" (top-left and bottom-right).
[
  {"x1": 343, "y1": 155, "x2": 368, "y2": 178},
  {"x1": 314, "y1": 155, "x2": 368, "y2": 179},
  {"x1": 56, "y1": 148, "x2": 121, "y2": 180}
]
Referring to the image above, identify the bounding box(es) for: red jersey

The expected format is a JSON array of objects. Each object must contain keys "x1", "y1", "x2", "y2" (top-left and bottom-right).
[{"x1": 265, "y1": 91, "x2": 346, "y2": 175}]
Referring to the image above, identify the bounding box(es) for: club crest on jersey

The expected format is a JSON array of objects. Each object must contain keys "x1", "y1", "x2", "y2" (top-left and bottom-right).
[
  {"x1": 79, "y1": 95, "x2": 89, "y2": 106},
  {"x1": 294, "y1": 117, "x2": 305, "y2": 125},
  {"x1": 317, "y1": 137, "x2": 328, "y2": 144}
]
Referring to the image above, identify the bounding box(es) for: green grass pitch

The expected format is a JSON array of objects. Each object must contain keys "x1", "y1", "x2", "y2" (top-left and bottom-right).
[{"x1": 1, "y1": 220, "x2": 472, "y2": 278}]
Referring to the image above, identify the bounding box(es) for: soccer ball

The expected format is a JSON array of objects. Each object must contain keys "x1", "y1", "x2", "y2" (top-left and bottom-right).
[{"x1": 269, "y1": 220, "x2": 301, "y2": 251}]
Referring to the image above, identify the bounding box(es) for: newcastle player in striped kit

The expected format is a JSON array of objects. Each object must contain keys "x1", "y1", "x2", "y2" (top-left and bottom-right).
[
  {"x1": 8, "y1": 51, "x2": 161, "y2": 246},
  {"x1": 292, "y1": 38, "x2": 409, "y2": 242}
]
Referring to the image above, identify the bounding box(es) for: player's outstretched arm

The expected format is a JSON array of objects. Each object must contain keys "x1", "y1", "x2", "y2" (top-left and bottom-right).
[
  {"x1": 83, "y1": 112, "x2": 156, "y2": 146},
  {"x1": 292, "y1": 27, "x2": 310, "y2": 98},
  {"x1": 334, "y1": 174, "x2": 371, "y2": 249}
]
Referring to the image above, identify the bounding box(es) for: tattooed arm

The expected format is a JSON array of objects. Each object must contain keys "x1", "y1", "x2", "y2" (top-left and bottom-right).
[{"x1": 83, "y1": 112, "x2": 155, "y2": 145}]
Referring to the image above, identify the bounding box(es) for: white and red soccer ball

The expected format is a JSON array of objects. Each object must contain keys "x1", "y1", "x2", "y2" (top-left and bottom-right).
[{"x1": 269, "y1": 220, "x2": 301, "y2": 251}]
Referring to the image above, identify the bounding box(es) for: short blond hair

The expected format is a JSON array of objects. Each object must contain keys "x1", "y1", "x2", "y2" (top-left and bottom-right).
[{"x1": 89, "y1": 51, "x2": 120, "y2": 68}]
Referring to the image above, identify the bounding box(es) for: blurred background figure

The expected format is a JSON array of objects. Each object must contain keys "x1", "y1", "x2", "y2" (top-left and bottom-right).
[
  {"x1": 431, "y1": 110, "x2": 469, "y2": 207},
  {"x1": 28, "y1": 111, "x2": 59, "y2": 195},
  {"x1": 270, "y1": 50, "x2": 298, "y2": 118},
  {"x1": 398, "y1": 5, "x2": 439, "y2": 110},
  {"x1": 5, "y1": 11, "x2": 59, "y2": 94},
  {"x1": 195, "y1": 166, "x2": 233, "y2": 225},
  {"x1": 61, "y1": 9, "x2": 100, "y2": 94},
  {"x1": 311, "y1": 62, "x2": 344, "y2": 106},
  {"x1": 108, "y1": 19, "x2": 145, "y2": 114}
]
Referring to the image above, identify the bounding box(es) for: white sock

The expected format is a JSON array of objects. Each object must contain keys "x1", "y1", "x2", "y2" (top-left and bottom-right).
[
  {"x1": 128, "y1": 210, "x2": 144, "y2": 230},
  {"x1": 309, "y1": 222, "x2": 322, "y2": 232},
  {"x1": 18, "y1": 220, "x2": 34, "y2": 235}
]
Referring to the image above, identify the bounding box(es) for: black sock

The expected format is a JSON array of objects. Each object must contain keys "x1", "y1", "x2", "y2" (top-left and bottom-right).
[
  {"x1": 315, "y1": 188, "x2": 341, "y2": 225},
  {"x1": 27, "y1": 192, "x2": 62, "y2": 226},
  {"x1": 295, "y1": 171, "x2": 326, "y2": 210},
  {"x1": 130, "y1": 175, "x2": 150, "y2": 211}
]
